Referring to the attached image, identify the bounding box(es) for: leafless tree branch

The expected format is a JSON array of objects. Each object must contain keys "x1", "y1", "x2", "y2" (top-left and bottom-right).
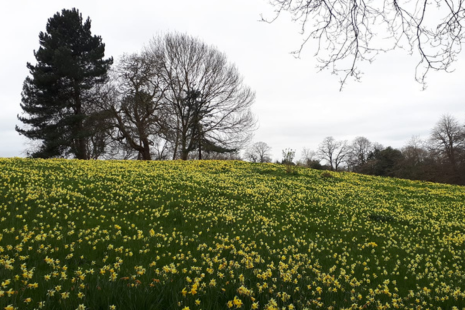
[
  {"x1": 263, "y1": 0, "x2": 465, "y2": 89},
  {"x1": 147, "y1": 33, "x2": 257, "y2": 160}
]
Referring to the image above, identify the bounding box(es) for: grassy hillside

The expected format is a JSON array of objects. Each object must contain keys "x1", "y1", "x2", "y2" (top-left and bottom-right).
[{"x1": 0, "y1": 158, "x2": 464, "y2": 310}]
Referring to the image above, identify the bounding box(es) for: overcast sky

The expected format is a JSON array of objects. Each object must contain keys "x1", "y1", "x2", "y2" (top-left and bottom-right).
[{"x1": 1, "y1": 0, "x2": 464, "y2": 161}]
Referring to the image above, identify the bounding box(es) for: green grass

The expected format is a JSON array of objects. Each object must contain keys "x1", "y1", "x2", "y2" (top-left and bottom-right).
[{"x1": 0, "y1": 158, "x2": 464, "y2": 310}]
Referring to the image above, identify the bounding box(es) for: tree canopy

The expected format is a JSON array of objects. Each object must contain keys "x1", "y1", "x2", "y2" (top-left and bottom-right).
[
  {"x1": 93, "y1": 33, "x2": 256, "y2": 160},
  {"x1": 147, "y1": 33, "x2": 256, "y2": 160},
  {"x1": 16, "y1": 8, "x2": 113, "y2": 159}
]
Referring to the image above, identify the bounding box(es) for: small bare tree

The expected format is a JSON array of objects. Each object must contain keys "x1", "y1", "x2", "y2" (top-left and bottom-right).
[
  {"x1": 299, "y1": 148, "x2": 321, "y2": 168},
  {"x1": 402, "y1": 136, "x2": 429, "y2": 165},
  {"x1": 300, "y1": 148, "x2": 317, "y2": 162},
  {"x1": 244, "y1": 141, "x2": 273, "y2": 163},
  {"x1": 147, "y1": 33, "x2": 256, "y2": 160},
  {"x1": 282, "y1": 148, "x2": 297, "y2": 173},
  {"x1": 263, "y1": 0, "x2": 465, "y2": 89},
  {"x1": 318, "y1": 136, "x2": 349, "y2": 171}
]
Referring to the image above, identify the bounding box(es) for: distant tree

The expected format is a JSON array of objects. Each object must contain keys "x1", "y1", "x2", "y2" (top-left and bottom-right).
[
  {"x1": 264, "y1": 0, "x2": 465, "y2": 89},
  {"x1": 429, "y1": 115, "x2": 465, "y2": 184},
  {"x1": 396, "y1": 136, "x2": 432, "y2": 180},
  {"x1": 353, "y1": 142, "x2": 383, "y2": 174},
  {"x1": 147, "y1": 33, "x2": 256, "y2": 160},
  {"x1": 281, "y1": 148, "x2": 296, "y2": 165},
  {"x1": 299, "y1": 147, "x2": 322, "y2": 169},
  {"x1": 402, "y1": 136, "x2": 427, "y2": 164},
  {"x1": 318, "y1": 137, "x2": 349, "y2": 171},
  {"x1": 347, "y1": 137, "x2": 372, "y2": 172},
  {"x1": 282, "y1": 148, "x2": 296, "y2": 174},
  {"x1": 16, "y1": 8, "x2": 113, "y2": 159},
  {"x1": 244, "y1": 142, "x2": 272, "y2": 163},
  {"x1": 367, "y1": 146, "x2": 404, "y2": 177}
]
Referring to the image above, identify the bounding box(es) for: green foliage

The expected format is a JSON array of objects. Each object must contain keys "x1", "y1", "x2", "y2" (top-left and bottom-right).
[
  {"x1": 368, "y1": 146, "x2": 404, "y2": 177},
  {"x1": 307, "y1": 159, "x2": 323, "y2": 170},
  {"x1": 16, "y1": 8, "x2": 113, "y2": 159}
]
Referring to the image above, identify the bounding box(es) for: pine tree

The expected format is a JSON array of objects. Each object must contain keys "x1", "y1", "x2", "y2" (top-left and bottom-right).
[{"x1": 16, "y1": 8, "x2": 113, "y2": 159}]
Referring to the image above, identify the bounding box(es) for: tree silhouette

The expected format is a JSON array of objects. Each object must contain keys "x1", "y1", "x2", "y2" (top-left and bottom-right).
[{"x1": 16, "y1": 8, "x2": 113, "y2": 158}]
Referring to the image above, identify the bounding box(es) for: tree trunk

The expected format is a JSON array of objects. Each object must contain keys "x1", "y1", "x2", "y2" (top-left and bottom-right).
[
  {"x1": 180, "y1": 130, "x2": 189, "y2": 160},
  {"x1": 198, "y1": 134, "x2": 202, "y2": 160},
  {"x1": 172, "y1": 127, "x2": 179, "y2": 160},
  {"x1": 141, "y1": 148, "x2": 152, "y2": 160},
  {"x1": 141, "y1": 138, "x2": 152, "y2": 160},
  {"x1": 75, "y1": 91, "x2": 88, "y2": 160}
]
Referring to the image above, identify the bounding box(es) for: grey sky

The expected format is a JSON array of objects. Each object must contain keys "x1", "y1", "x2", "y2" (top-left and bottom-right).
[{"x1": 1, "y1": 0, "x2": 464, "y2": 161}]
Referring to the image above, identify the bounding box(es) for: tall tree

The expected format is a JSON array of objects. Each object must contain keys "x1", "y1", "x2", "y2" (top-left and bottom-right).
[
  {"x1": 147, "y1": 33, "x2": 256, "y2": 160},
  {"x1": 100, "y1": 53, "x2": 167, "y2": 160},
  {"x1": 16, "y1": 8, "x2": 113, "y2": 159}
]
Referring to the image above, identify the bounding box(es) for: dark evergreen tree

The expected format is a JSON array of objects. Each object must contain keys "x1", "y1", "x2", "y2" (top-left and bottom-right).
[
  {"x1": 367, "y1": 147, "x2": 404, "y2": 177},
  {"x1": 16, "y1": 8, "x2": 113, "y2": 159}
]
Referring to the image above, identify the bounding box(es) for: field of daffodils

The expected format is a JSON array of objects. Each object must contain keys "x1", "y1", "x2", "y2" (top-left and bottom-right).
[{"x1": 0, "y1": 158, "x2": 464, "y2": 310}]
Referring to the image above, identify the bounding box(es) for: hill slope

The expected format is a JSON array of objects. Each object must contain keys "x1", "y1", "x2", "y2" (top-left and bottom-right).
[{"x1": 0, "y1": 158, "x2": 464, "y2": 309}]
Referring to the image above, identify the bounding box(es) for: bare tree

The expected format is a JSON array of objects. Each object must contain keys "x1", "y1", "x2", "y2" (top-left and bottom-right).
[
  {"x1": 301, "y1": 148, "x2": 317, "y2": 162},
  {"x1": 101, "y1": 53, "x2": 167, "y2": 160},
  {"x1": 430, "y1": 115, "x2": 465, "y2": 183},
  {"x1": 396, "y1": 136, "x2": 433, "y2": 180},
  {"x1": 299, "y1": 147, "x2": 322, "y2": 168},
  {"x1": 147, "y1": 33, "x2": 256, "y2": 160},
  {"x1": 318, "y1": 136, "x2": 349, "y2": 171},
  {"x1": 82, "y1": 109, "x2": 113, "y2": 159},
  {"x1": 244, "y1": 141, "x2": 272, "y2": 163},
  {"x1": 402, "y1": 136, "x2": 429, "y2": 166},
  {"x1": 282, "y1": 148, "x2": 296, "y2": 164},
  {"x1": 347, "y1": 136, "x2": 372, "y2": 171},
  {"x1": 263, "y1": 0, "x2": 465, "y2": 89}
]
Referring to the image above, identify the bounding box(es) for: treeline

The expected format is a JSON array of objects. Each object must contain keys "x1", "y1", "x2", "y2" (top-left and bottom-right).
[
  {"x1": 16, "y1": 9, "x2": 256, "y2": 161},
  {"x1": 299, "y1": 115, "x2": 465, "y2": 185},
  {"x1": 244, "y1": 115, "x2": 464, "y2": 185}
]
